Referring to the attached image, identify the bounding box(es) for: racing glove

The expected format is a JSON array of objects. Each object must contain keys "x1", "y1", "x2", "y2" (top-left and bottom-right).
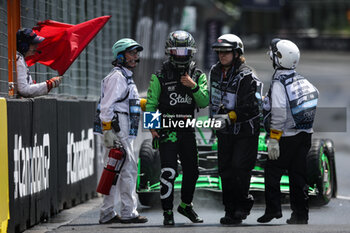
[
  {"x1": 46, "y1": 76, "x2": 62, "y2": 92},
  {"x1": 102, "y1": 121, "x2": 118, "y2": 148},
  {"x1": 140, "y1": 98, "x2": 147, "y2": 112},
  {"x1": 267, "y1": 129, "x2": 283, "y2": 160}
]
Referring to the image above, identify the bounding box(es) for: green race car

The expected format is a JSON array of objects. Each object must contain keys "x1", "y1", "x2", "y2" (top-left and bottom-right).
[{"x1": 137, "y1": 116, "x2": 337, "y2": 207}]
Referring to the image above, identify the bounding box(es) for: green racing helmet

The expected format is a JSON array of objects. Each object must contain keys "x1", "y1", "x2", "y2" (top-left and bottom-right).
[{"x1": 165, "y1": 30, "x2": 197, "y2": 70}]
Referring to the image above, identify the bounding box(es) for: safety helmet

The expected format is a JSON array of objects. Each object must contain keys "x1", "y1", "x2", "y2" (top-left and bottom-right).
[
  {"x1": 165, "y1": 30, "x2": 197, "y2": 69},
  {"x1": 112, "y1": 38, "x2": 143, "y2": 63},
  {"x1": 212, "y1": 34, "x2": 244, "y2": 55},
  {"x1": 269, "y1": 38, "x2": 300, "y2": 69},
  {"x1": 16, "y1": 28, "x2": 45, "y2": 55}
]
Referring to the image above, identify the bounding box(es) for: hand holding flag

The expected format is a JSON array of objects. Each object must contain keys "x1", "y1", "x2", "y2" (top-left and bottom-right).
[{"x1": 26, "y1": 16, "x2": 111, "y2": 75}]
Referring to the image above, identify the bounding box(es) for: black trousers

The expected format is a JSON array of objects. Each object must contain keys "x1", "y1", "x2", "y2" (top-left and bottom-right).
[
  {"x1": 159, "y1": 131, "x2": 199, "y2": 210},
  {"x1": 264, "y1": 132, "x2": 311, "y2": 220},
  {"x1": 217, "y1": 133, "x2": 258, "y2": 216}
]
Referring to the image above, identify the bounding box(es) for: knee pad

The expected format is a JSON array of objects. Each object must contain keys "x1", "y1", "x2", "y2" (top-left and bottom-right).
[{"x1": 160, "y1": 167, "x2": 176, "y2": 199}]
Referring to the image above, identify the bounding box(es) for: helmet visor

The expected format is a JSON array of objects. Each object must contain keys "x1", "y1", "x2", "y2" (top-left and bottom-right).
[
  {"x1": 212, "y1": 47, "x2": 234, "y2": 52},
  {"x1": 126, "y1": 45, "x2": 143, "y2": 52},
  {"x1": 166, "y1": 47, "x2": 196, "y2": 56}
]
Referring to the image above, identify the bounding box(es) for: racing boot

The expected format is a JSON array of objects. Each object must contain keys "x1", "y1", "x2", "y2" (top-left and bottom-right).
[
  {"x1": 177, "y1": 202, "x2": 203, "y2": 223},
  {"x1": 163, "y1": 210, "x2": 175, "y2": 226}
]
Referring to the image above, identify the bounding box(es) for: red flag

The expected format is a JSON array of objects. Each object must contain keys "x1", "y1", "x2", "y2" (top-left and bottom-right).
[{"x1": 26, "y1": 16, "x2": 111, "y2": 75}]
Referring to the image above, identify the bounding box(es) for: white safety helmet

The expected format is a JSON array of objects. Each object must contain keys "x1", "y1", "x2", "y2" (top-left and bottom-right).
[
  {"x1": 269, "y1": 38, "x2": 300, "y2": 69},
  {"x1": 212, "y1": 34, "x2": 244, "y2": 55}
]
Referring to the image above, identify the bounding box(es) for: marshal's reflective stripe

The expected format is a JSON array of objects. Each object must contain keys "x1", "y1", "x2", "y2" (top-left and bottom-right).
[
  {"x1": 280, "y1": 73, "x2": 319, "y2": 129},
  {"x1": 291, "y1": 99, "x2": 318, "y2": 114}
]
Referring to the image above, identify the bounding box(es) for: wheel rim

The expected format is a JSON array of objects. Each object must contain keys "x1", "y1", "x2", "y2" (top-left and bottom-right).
[{"x1": 320, "y1": 153, "x2": 332, "y2": 197}]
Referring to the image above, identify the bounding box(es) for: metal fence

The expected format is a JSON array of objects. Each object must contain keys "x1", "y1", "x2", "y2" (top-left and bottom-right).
[
  {"x1": 1, "y1": 0, "x2": 205, "y2": 99},
  {"x1": 0, "y1": 1, "x2": 9, "y2": 96},
  {"x1": 1, "y1": 0, "x2": 132, "y2": 99}
]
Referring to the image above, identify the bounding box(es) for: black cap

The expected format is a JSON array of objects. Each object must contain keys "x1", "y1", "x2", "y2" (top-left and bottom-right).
[{"x1": 17, "y1": 28, "x2": 45, "y2": 45}]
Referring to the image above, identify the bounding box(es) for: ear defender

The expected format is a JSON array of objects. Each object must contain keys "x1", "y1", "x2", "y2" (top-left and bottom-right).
[{"x1": 117, "y1": 54, "x2": 125, "y2": 64}]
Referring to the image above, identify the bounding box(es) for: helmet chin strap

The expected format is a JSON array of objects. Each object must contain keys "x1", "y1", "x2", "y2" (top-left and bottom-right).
[
  {"x1": 272, "y1": 56, "x2": 277, "y2": 69},
  {"x1": 272, "y1": 55, "x2": 282, "y2": 69}
]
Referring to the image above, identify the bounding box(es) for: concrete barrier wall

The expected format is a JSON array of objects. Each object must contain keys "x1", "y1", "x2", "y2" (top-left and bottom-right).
[
  {"x1": 6, "y1": 98, "x2": 97, "y2": 233},
  {"x1": 0, "y1": 98, "x2": 9, "y2": 233}
]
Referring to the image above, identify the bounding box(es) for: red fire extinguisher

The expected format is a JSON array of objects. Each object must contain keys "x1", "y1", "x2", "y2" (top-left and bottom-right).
[{"x1": 97, "y1": 147, "x2": 125, "y2": 195}]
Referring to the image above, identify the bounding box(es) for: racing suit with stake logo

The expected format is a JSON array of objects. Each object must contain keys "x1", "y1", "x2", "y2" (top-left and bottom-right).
[{"x1": 145, "y1": 61, "x2": 209, "y2": 212}]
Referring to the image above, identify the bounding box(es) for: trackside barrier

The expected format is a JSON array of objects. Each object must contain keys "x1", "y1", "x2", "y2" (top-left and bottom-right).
[
  {"x1": 7, "y1": 99, "x2": 33, "y2": 233},
  {"x1": 7, "y1": 98, "x2": 97, "y2": 233},
  {"x1": 57, "y1": 100, "x2": 96, "y2": 210},
  {"x1": 0, "y1": 98, "x2": 9, "y2": 233}
]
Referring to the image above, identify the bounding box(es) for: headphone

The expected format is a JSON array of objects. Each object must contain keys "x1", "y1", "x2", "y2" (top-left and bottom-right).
[
  {"x1": 115, "y1": 51, "x2": 140, "y2": 68},
  {"x1": 116, "y1": 53, "x2": 125, "y2": 64}
]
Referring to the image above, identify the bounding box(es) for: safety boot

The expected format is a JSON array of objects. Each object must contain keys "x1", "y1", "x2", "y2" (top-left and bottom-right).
[{"x1": 220, "y1": 212, "x2": 242, "y2": 225}]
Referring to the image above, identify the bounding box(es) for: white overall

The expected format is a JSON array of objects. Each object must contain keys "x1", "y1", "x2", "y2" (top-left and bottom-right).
[{"x1": 99, "y1": 66, "x2": 140, "y2": 222}]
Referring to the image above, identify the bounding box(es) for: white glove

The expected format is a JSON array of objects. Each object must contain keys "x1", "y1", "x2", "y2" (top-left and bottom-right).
[
  {"x1": 213, "y1": 114, "x2": 231, "y2": 130},
  {"x1": 103, "y1": 130, "x2": 118, "y2": 148},
  {"x1": 268, "y1": 138, "x2": 280, "y2": 160}
]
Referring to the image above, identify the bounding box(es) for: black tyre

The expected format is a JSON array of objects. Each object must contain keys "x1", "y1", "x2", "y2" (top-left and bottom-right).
[
  {"x1": 307, "y1": 138, "x2": 334, "y2": 206},
  {"x1": 138, "y1": 139, "x2": 160, "y2": 206}
]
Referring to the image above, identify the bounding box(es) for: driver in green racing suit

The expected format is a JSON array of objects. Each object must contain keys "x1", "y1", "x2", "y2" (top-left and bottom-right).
[{"x1": 145, "y1": 30, "x2": 209, "y2": 226}]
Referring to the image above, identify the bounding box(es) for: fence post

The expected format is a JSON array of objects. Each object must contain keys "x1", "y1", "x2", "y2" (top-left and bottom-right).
[{"x1": 7, "y1": 0, "x2": 21, "y2": 97}]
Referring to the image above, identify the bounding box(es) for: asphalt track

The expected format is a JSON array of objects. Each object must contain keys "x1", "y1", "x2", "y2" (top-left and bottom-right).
[{"x1": 24, "y1": 50, "x2": 350, "y2": 233}]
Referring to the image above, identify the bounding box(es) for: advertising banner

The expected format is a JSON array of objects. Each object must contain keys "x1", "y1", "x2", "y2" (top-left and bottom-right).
[
  {"x1": 7, "y1": 98, "x2": 96, "y2": 233},
  {"x1": 57, "y1": 100, "x2": 96, "y2": 209},
  {"x1": 7, "y1": 99, "x2": 34, "y2": 233}
]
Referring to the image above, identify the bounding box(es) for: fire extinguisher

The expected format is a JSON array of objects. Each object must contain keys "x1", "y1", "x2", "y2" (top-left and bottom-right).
[{"x1": 96, "y1": 146, "x2": 126, "y2": 195}]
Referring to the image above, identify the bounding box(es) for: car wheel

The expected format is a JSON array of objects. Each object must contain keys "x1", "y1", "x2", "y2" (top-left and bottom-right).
[
  {"x1": 307, "y1": 138, "x2": 334, "y2": 206},
  {"x1": 138, "y1": 139, "x2": 160, "y2": 206}
]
